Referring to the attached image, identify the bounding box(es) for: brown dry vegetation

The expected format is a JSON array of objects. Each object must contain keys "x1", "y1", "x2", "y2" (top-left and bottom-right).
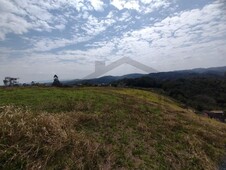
[{"x1": 0, "y1": 87, "x2": 226, "y2": 169}]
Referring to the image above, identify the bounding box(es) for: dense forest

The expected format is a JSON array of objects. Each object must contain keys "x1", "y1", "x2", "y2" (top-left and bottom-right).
[{"x1": 113, "y1": 73, "x2": 226, "y2": 111}]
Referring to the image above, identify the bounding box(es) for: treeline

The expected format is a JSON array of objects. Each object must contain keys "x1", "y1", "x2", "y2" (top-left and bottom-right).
[{"x1": 113, "y1": 74, "x2": 226, "y2": 111}]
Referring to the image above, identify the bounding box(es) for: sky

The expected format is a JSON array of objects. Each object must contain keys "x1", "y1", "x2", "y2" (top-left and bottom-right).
[{"x1": 0, "y1": 0, "x2": 226, "y2": 84}]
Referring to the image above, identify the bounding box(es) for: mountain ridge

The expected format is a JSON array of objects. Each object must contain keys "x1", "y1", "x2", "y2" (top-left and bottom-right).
[{"x1": 62, "y1": 66, "x2": 226, "y2": 85}]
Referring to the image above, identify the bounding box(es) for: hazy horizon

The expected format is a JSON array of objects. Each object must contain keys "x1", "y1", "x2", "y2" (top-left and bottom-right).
[{"x1": 0, "y1": 0, "x2": 226, "y2": 85}]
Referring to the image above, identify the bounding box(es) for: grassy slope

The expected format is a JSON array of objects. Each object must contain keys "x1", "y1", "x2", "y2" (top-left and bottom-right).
[{"x1": 0, "y1": 87, "x2": 226, "y2": 169}]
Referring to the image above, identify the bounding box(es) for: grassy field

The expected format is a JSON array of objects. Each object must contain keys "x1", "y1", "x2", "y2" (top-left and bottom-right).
[{"x1": 0, "y1": 87, "x2": 226, "y2": 169}]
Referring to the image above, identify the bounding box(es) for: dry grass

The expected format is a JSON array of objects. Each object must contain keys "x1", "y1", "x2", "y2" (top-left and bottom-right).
[
  {"x1": 0, "y1": 87, "x2": 226, "y2": 169},
  {"x1": 0, "y1": 106, "x2": 104, "y2": 169}
]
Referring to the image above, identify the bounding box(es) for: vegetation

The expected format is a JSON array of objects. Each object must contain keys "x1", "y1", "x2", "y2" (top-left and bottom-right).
[
  {"x1": 0, "y1": 87, "x2": 226, "y2": 169},
  {"x1": 114, "y1": 76, "x2": 226, "y2": 111},
  {"x1": 52, "y1": 75, "x2": 62, "y2": 87}
]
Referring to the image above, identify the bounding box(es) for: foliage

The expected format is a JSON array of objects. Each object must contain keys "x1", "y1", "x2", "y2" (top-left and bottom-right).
[
  {"x1": 52, "y1": 75, "x2": 62, "y2": 87},
  {"x1": 115, "y1": 76, "x2": 226, "y2": 111}
]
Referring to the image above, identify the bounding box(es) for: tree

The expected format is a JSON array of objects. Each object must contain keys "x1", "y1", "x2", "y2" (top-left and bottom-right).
[
  {"x1": 3, "y1": 79, "x2": 8, "y2": 86},
  {"x1": 52, "y1": 75, "x2": 62, "y2": 87}
]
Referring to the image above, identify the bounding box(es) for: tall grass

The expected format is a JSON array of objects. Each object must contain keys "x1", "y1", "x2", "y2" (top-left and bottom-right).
[
  {"x1": 0, "y1": 106, "x2": 105, "y2": 169},
  {"x1": 0, "y1": 87, "x2": 226, "y2": 169}
]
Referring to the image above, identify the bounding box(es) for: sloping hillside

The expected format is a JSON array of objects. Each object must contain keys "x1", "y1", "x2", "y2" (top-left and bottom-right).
[{"x1": 0, "y1": 87, "x2": 226, "y2": 169}]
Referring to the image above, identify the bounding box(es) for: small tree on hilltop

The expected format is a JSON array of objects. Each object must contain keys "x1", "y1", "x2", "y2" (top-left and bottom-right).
[{"x1": 52, "y1": 75, "x2": 62, "y2": 87}]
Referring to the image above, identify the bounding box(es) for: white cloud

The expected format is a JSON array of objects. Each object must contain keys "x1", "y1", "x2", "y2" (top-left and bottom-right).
[
  {"x1": 31, "y1": 38, "x2": 73, "y2": 52},
  {"x1": 55, "y1": 24, "x2": 65, "y2": 30},
  {"x1": 140, "y1": 0, "x2": 154, "y2": 4},
  {"x1": 0, "y1": 0, "x2": 56, "y2": 40},
  {"x1": 110, "y1": 0, "x2": 140, "y2": 11},
  {"x1": 0, "y1": 13, "x2": 31, "y2": 40},
  {"x1": 124, "y1": 1, "x2": 140, "y2": 11},
  {"x1": 98, "y1": 1, "x2": 226, "y2": 71},
  {"x1": 110, "y1": 0, "x2": 125, "y2": 10},
  {"x1": 0, "y1": 0, "x2": 104, "y2": 40},
  {"x1": 118, "y1": 11, "x2": 131, "y2": 22},
  {"x1": 110, "y1": 0, "x2": 170, "y2": 13},
  {"x1": 0, "y1": 0, "x2": 111, "y2": 41},
  {"x1": 24, "y1": 12, "x2": 116, "y2": 52},
  {"x1": 89, "y1": 0, "x2": 105, "y2": 11},
  {"x1": 0, "y1": 1, "x2": 30, "y2": 40},
  {"x1": 68, "y1": 13, "x2": 117, "y2": 49}
]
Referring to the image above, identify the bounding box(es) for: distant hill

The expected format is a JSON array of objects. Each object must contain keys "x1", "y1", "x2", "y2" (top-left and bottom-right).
[
  {"x1": 191, "y1": 66, "x2": 226, "y2": 74},
  {"x1": 63, "y1": 73, "x2": 146, "y2": 85},
  {"x1": 63, "y1": 66, "x2": 226, "y2": 85},
  {"x1": 146, "y1": 66, "x2": 226, "y2": 80}
]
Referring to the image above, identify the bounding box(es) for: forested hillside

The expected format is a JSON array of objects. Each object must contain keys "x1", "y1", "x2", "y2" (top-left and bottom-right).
[{"x1": 114, "y1": 74, "x2": 226, "y2": 111}]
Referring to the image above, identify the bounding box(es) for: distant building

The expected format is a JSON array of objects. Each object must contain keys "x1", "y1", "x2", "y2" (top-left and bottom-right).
[
  {"x1": 3, "y1": 77, "x2": 19, "y2": 86},
  {"x1": 205, "y1": 110, "x2": 225, "y2": 122}
]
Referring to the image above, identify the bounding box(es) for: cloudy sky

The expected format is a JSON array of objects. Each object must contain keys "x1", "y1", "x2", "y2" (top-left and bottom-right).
[{"x1": 0, "y1": 0, "x2": 226, "y2": 84}]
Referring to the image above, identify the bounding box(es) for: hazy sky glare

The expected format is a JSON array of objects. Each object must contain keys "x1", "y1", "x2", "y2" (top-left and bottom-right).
[{"x1": 0, "y1": 0, "x2": 226, "y2": 84}]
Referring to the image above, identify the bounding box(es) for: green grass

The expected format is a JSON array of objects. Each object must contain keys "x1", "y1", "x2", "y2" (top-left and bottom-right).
[
  {"x1": 0, "y1": 87, "x2": 226, "y2": 169},
  {"x1": 0, "y1": 87, "x2": 121, "y2": 113}
]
